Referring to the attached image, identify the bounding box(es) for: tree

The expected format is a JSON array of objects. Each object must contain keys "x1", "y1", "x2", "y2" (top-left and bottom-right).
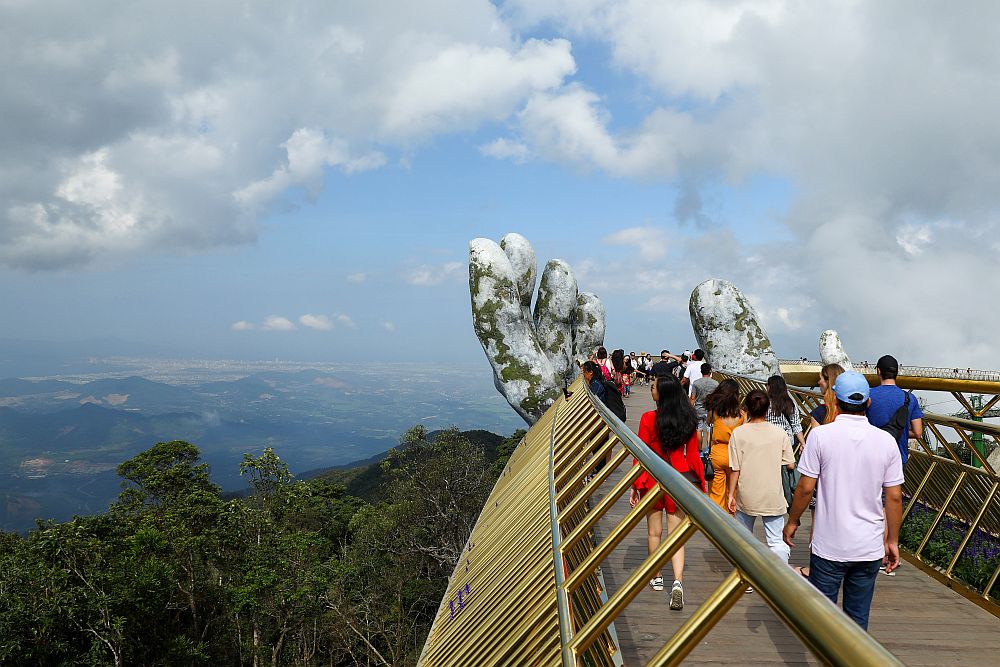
[{"x1": 113, "y1": 441, "x2": 226, "y2": 661}]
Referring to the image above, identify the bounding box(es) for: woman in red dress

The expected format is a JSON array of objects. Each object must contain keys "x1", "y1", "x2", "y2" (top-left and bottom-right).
[{"x1": 628, "y1": 375, "x2": 707, "y2": 611}]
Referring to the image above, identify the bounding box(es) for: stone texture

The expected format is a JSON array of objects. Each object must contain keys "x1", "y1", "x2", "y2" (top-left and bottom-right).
[
  {"x1": 533, "y1": 260, "x2": 577, "y2": 383},
  {"x1": 469, "y1": 235, "x2": 605, "y2": 424},
  {"x1": 500, "y1": 233, "x2": 536, "y2": 322},
  {"x1": 819, "y1": 329, "x2": 854, "y2": 370},
  {"x1": 689, "y1": 279, "x2": 781, "y2": 381},
  {"x1": 573, "y1": 292, "x2": 606, "y2": 364}
]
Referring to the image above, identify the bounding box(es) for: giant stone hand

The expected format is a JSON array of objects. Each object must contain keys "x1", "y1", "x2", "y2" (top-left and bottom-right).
[
  {"x1": 689, "y1": 279, "x2": 781, "y2": 381},
  {"x1": 819, "y1": 330, "x2": 853, "y2": 370},
  {"x1": 470, "y1": 233, "x2": 606, "y2": 425}
]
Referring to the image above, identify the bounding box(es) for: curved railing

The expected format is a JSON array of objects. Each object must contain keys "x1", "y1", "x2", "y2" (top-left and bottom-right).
[
  {"x1": 720, "y1": 371, "x2": 1000, "y2": 619},
  {"x1": 778, "y1": 359, "x2": 1000, "y2": 383},
  {"x1": 419, "y1": 376, "x2": 905, "y2": 666}
]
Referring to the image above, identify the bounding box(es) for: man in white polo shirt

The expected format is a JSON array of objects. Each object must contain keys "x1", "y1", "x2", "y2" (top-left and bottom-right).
[{"x1": 783, "y1": 370, "x2": 904, "y2": 630}]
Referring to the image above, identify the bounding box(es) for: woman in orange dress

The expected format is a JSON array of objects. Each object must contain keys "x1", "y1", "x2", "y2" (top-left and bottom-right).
[
  {"x1": 628, "y1": 376, "x2": 706, "y2": 611},
  {"x1": 703, "y1": 379, "x2": 745, "y2": 514}
]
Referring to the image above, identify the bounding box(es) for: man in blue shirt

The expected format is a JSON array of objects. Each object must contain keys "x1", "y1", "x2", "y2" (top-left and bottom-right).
[{"x1": 867, "y1": 355, "x2": 924, "y2": 466}]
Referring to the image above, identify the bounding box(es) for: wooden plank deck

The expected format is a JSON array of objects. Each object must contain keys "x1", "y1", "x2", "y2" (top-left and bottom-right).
[{"x1": 588, "y1": 387, "x2": 1000, "y2": 666}]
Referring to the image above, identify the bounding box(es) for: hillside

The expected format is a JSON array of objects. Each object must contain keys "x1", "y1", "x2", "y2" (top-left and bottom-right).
[
  {"x1": 304, "y1": 428, "x2": 520, "y2": 500},
  {"x1": 0, "y1": 425, "x2": 521, "y2": 665}
]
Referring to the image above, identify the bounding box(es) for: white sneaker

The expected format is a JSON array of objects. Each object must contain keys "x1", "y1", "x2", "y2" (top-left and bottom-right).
[
  {"x1": 669, "y1": 580, "x2": 684, "y2": 610},
  {"x1": 649, "y1": 576, "x2": 664, "y2": 591}
]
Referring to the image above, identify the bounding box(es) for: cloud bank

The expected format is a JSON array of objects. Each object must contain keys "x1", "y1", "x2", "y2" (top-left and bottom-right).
[
  {"x1": 496, "y1": 0, "x2": 1000, "y2": 366},
  {"x1": 0, "y1": 1, "x2": 575, "y2": 269}
]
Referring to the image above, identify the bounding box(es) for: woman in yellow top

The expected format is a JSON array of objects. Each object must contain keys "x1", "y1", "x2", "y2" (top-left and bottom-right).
[{"x1": 704, "y1": 379, "x2": 745, "y2": 514}]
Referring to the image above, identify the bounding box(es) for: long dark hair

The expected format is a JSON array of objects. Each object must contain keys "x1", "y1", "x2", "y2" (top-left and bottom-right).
[
  {"x1": 704, "y1": 379, "x2": 741, "y2": 419},
  {"x1": 654, "y1": 376, "x2": 698, "y2": 451},
  {"x1": 611, "y1": 349, "x2": 626, "y2": 373},
  {"x1": 767, "y1": 375, "x2": 795, "y2": 418}
]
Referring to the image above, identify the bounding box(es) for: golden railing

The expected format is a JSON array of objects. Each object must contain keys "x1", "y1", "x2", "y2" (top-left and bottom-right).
[
  {"x1": 419, "y1": 376, "x2": 903, "y2": 666},
  {"x1": 720, "y1": 371, "x2": 1000, "y2": 619}
]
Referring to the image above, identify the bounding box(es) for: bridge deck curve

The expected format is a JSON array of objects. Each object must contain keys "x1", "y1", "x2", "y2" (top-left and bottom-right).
[{"x1": 594, "y1": 389, "x2": 1000, "y2": 665}]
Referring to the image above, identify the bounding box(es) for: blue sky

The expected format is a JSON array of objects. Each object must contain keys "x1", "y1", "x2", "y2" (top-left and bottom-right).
[{"x1": 2, "y1": 1, "x2": 999, "y2": 370}]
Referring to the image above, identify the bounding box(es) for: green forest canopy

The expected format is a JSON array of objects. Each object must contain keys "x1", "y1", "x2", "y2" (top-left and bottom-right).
[{"x1": 0, "y1": 425, "x2": 524, "y2": 666}]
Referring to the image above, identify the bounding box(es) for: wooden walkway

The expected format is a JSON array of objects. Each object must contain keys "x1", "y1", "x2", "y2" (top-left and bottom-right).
[{"x1": 590, "y1": 388, "x2": 1000, "y2": 666}]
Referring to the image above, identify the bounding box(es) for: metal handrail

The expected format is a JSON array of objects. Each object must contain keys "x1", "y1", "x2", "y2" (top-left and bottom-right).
[
  {"x1": 547, "y1": 401, "x2": 575, "y2": 667},
  {"x1": 580, "y1": 381, "x2": 903, "y2": 666},
  {"x1": 778, "y1": 359, "x2": 1000, "y2": 382}
]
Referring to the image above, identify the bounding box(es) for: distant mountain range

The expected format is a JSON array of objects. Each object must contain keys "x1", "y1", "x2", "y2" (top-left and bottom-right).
[{"x1": 0, "y1": 362, "x2": 523, "y2": 532}]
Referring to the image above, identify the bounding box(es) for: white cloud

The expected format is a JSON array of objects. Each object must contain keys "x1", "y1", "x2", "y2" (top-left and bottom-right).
[
  {"x1": 383, "y1": 38, "x2": 575, "y2": 137},
  {"x1": 299, "y1": 314, "x2": 334, "y2": 331},
  {"x1": 603, "y1": 226, "x2": 669, "y2": 261},
  {"x1": 231, "y1": 320, "x2": 255, "y2": 331},
  {"x1": 234, "y1": 128, "x2": 385, "y2": 212},
  {"x1": 261, "y1": 315, "x2": 296, "y2": 331},
  {"x1": 404, "y1": 261, "x2": 465, "y2": 286},
  {"x1": 497, "y1": 1, "x2": 1000, "y2": 367},
  {"x1": 896, "y1": 224, "x2": 933, "y2": 257},
  {"x1": 0, "y1": 1, "x2": 579, "y2": 269},
  {"x1": 383, "y1": 321, "x2": 396, "y2": 332},
  {"x1": 336, "y1": 314, "x2": 357, "y2": 328},
  {"x1": 346, "y1": 272, "x2": 367, "y2": 283},
  {"x1": 774, "y1": 307, "x2": 801, "y2": 331},
  {"x1": 479, "y1": 138, "x2": 531, "y2": 163}
]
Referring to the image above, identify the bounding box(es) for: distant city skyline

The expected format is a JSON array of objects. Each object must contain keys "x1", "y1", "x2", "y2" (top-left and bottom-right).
[{"x1": 3, "y1": 2, "x2": 998, "y2": 371}]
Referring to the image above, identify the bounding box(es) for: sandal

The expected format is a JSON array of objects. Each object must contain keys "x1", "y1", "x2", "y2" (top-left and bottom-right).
[
  {"x1": 650, "y1": 576, "x2": 664, "y2": 591},
  {"x1": 794, "y1": 566, "x2": 809, "y2": 578}
]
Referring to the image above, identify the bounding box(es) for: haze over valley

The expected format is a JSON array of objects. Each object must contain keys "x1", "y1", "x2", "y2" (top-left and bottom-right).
[{"x1": 0, "y1": 353, "x2": 523, "y2": 532}]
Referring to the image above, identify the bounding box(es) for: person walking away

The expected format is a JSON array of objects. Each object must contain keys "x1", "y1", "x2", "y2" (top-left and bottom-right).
[
  {"x1": 595, "y1": 346, "x2": 613, "y2": 380},
  {"x1": 809, "y1": 363, "x2": 846, "y2": 429},
  {"x1": 683, "y1": 349, "x2": 706, "y2": 392},
  {"x1": 728, "y1": 389, "x2": 796, "y2": 567},
  {"x1": 629, "y1": 376, "x2": 706, "y2": 610},
  {"x1": 674, "y1": 354, "x2": 689, "y2": 381},
  {"x1": 611, "y1": 349, "x2": 628, "y2": 396},
  {"x1": 582, "y1": 360, "x2": 626, "y2": 478},
  {"x1": 765, "y1": 375, "x2": 807, "y2": 454},
  {"x1": 795, "y1": 363, "x2": 845, "y2": 577},
  {"x1": 783, "y1": 371, "x2": 904, "y2": 630},
  {"x1": 703, "y1": 379, "x2": 745, "y2": 515},
  {"x1": 867, "y1": 355, "x2": 923, "y2": 469},
  {"x1": 689, "y1": 362, "x2": 718, "y2": 433},
  {"x1": 582, "y1": 361, "x2": 626, "y2": 422}
]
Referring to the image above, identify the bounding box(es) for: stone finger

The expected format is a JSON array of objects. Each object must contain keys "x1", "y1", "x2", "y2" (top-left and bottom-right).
[
  {"x1": 573, "y1": 292, "x2": 606, "y2": 365},
  {"x1": 533, "y1": 259, "x2": 578, "y2": 383},
  {"x1": 819, "y1": 330, "x2": 853, "y2": 370},
  {"x1": 689, "y1": 279, "x2": 780, "y2": 381}
]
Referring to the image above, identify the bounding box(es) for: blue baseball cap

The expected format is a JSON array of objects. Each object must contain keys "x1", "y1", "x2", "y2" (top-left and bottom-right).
[{"x1": 833, "y1": 371, "x2": 870, "y2": 405}]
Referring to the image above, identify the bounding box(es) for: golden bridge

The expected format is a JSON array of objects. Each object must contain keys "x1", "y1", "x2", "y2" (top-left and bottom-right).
[{"x1": 418, "y1": 365, "x2": 1000, "y2": 665}]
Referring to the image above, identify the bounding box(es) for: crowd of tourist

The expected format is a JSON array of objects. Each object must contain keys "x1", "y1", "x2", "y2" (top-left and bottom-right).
[{"x1": 582, "y1": 347, "x2": 921, "y2": 630}]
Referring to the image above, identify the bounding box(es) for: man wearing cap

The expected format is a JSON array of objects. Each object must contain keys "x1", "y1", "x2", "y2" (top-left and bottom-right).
[
  {"x1": 867, "y1": 355, "x2": 924, "y2": 467},
  {"x1": 783, "y1": 371, "x2": 904, "y2": 630}
]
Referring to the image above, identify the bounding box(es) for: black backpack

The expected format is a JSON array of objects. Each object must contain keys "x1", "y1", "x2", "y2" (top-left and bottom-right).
[
  {"x1": 600, "y1": 378, "x2": 627, "y2": 422},
  {"x1": 880, "y1": 390, "x2": 912, "y2": 441}
]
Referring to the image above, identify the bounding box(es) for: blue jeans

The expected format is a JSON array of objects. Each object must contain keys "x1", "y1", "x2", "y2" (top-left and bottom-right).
[
  {"x1": 808, "y1": 554, "x2": 881, "y2": 630},
  {"x1": 735, "y1": 511, "x2": 790, "y2": 563}
]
